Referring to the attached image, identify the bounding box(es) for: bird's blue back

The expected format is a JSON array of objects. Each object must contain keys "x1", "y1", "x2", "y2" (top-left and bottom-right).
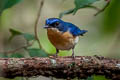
[{"x1": 63, "y1": 22, "x2": 87, "y2": 36}]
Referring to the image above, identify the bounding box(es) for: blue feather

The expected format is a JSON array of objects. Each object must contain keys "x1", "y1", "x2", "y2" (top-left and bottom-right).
[
  {"x1": 64, "y1": 22, "x2": 87, "y2": 36},
  {"x1": 45, "y1": 18, "x2": 87, "y2": 36}
]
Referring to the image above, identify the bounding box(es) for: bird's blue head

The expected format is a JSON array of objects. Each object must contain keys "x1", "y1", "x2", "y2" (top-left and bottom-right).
[{"x1": 44, "y1": 18, "x2": 64, "y2": 29}]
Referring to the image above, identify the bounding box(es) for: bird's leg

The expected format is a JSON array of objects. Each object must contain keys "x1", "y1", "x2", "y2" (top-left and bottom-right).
[
  {"x1": 55, "y1": 48, "x2": 59, "y2": 57},
  {"x1": 72, "y1": 48, "x2": 75, "y2": 58}
]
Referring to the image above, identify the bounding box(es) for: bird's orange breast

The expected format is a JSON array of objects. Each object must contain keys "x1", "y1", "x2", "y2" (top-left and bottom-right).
[{"x1": 47, "y1": 28, "x2": 77, "y2": 50}]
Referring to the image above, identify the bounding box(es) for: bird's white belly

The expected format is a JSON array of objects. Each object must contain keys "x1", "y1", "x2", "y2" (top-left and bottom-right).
[{"x1": 74, "y1": 36, "x2": 79, "y2": 44}]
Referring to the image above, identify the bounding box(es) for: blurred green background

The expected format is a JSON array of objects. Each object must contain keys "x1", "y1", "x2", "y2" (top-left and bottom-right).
[{"x1": 0, "y1": 0, "x2": 120, "y2": 80}]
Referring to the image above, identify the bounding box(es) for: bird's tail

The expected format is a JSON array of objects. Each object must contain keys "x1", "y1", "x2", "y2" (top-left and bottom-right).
[{"x1": 79, "y1": 30, "x2": 88, "y2": 36}]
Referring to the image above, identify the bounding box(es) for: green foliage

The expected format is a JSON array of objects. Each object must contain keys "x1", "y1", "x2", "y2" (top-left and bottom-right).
[
  {"x1": 59, "y1": 0, "x2": 99, "y2": 18},
  {"x1": 0, "y1": 53, "x2": 4, "y2": 57},
  {"x1": 28, "y1": 48, "x2": 48, "y2": 57},
  {"x1": 9, "y1": 28, "x2": 22, "y2": 35},
  {"x1": 86, "y1": 76, "x2": 93, "y2": 80},
  {"x1": 0, "y1": 53, "x2": 8, "y2": 58},
  {"x1": 102, "y1": 0, "x2": 120, "y2": 34},
  {"x1": 0, "y1": 52, "x2": 24, "y2": 58},
  {"x1": 8, "y1": 28, "x2": 48, "y2": 58},
  {"x1": 59, "y1": 9, "x2": 74, "y2": 19},
  {"x1": 23, "y1": 33, "x2": 35, "y2": 41},
  {"x1": 9, "y1": 28, "x2": 35, "y2": 42},
  {"x1": 9, "y1": 53, "x2": 24, "y2": 58},
  {"x1": 9, "y1": 28, "x2": 22, "y2": 41},
  {"x1": 0, "y1": 0, "x2": 22, "y2": 15},
  {"x1": 94, "y1": 75, "x2": 108, "y2": 80},
  {"x1": 73, "y1": 0, "x2": 99, "y2": 14},
  {"x1": 0, "y1": 77, "x2": 21, "y2": 80}
]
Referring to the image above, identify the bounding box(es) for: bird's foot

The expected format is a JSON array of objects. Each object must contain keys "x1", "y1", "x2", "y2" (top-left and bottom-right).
[
  {"x1": 71, "y1": 54, "x2": 75, "y2": 59},
  {"x1": 53, "y1": 53, "x2": 58, "y2": 58},
  {"x1": 49, "y1": 53, "x2": 58, "y2": 58},
  {"x1": 71, "y1": 48, "x2": 75, "y2": 59}
]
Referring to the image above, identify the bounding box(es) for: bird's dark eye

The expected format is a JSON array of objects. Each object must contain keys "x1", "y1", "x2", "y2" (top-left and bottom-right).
[
  {"x1": 49, "y1": 22, "x2": 59, "y2": 28},
  {"x1": 54, "y1": 22, "x2": 59, "y2": 27}
]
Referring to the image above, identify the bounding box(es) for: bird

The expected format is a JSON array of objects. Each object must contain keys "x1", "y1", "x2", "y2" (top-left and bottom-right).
[{"x1": 44, "y1": 18, "x2": 87, "y2": 58}]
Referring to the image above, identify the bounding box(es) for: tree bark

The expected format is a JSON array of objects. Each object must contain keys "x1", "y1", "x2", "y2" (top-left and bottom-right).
[{"x1": 0, "y1": 56, "x2": 120, "y2": 80}]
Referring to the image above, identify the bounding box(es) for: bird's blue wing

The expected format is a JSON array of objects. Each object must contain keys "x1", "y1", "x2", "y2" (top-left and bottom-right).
[{"x1": 65, "y1": 22, "x2": 87, "y2": 36}]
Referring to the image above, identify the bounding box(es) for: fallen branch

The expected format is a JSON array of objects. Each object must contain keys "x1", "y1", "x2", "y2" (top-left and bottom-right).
[{"x1": 0, "y1": 56, "x2": 120, "y2": 80}]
